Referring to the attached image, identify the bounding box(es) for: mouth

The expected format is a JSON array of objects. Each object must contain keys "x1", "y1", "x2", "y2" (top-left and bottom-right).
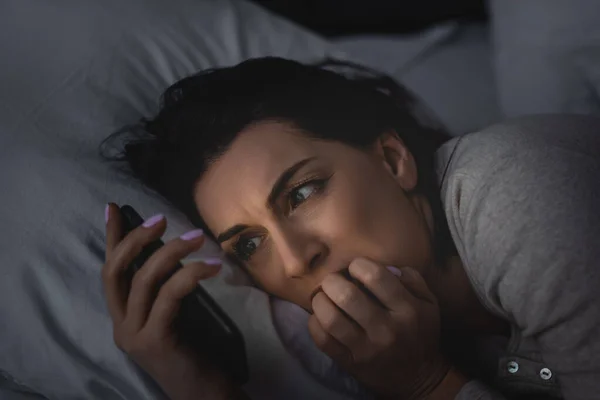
[
  {"x1": 310, "y1": 265, "x2": 352, "y2": 300},
  {"x1": 309, "y1": 266, "x2": 384, "y2": 310}
]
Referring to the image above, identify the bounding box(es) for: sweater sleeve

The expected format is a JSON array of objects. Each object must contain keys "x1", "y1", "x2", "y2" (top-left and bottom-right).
[
  {"x1": 456, "y1": 380, "x2": 507, "y2": 400},
  {"x1": 453, "y1": 116, "x2": 600, "y2": 400}
]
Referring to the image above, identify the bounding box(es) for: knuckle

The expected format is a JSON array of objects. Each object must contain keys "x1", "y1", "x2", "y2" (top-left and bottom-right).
[
  {"x1": 124, "y1": 231, "x2": 157, "y2": 257},
  {"x1": 113, "y1": 327, "x2": 158, "y2": 358},
  {"x1": 362, "y1": 267, "x2": 384, "y2": 286},
  {"x1": 157, "y1": 279, "x2": 183, "y2": 300},
  {"x1": 130, "y1": 227, "x2": 153, "y2": 243},
  {"x1": 118, "y1": 233, "x2": 140, "y2": 254},
  {"x1": 126, "y1": 334, "x2": 158, "y2": 358},
  {"x1": 161, "y1": 239, "x2": 189, "y2": 258},
  {"x1": 314, "y1": 333, "x2": 331, "y2": 350},
  {"x1": 180, "y1": 263, "x2": 202, "y2": 280},
  {"x1": 372, "y1": 326, "x2": 396, "y2": 347},
  {"x1": 351, "y1": 349, "x2": 372, "y2": 365},
  {"x1": 398, "y1": 305, "x2": 418, "y2": 324},
  {"x1": 336, "y1": 286, "x2": 356, "y2": 307},
  {"x1": 101, "y1": 262, "x2": 117, "y2": 281},
  {"x1": 320, "y1": 313, "x2": 339, "y2": 332},
  {"x1": 126, "y1": 341, "x2": 147, "y2": 358},
  {"x1": 149, "y1": 245, "x2": 188, "y2": 273},
  {"x1": 349, "y1": 257, "x2": 376, "y2": 274},
  {"x1": 113, "y1": 328, "x2": 130, "y2": 352},
  {"x1": 131, "y1": 270, "x2": 154, "y2": 290}
]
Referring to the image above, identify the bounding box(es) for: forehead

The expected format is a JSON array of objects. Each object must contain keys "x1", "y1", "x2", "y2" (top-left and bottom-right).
[
  {"x1": 217, "y1": 120, "x2": 315, "y2": 172},
  {"x1": 193, "y1": 121, "x2": 323, "y2": 232}
]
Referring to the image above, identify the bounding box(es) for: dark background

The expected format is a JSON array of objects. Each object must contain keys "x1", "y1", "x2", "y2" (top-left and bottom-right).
[{"x1": 252, "y1": 0, "x2": 487, "y2": 36}]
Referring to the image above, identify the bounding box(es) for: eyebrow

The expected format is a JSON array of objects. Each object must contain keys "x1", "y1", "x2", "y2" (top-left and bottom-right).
[{"x1": 215, "y1": 157, "x2": 317, "y2": 244}]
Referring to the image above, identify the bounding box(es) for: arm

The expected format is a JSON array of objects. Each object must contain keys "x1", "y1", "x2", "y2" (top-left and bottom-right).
[
  {"x1": 426, "y1": 367, "x2": 507, "y2": 400},
  {"x1": 149, "y1": 357, "x2": 250, "y2": 400},
  {"x1": 457, "y1": 119, "x2": 600, "y2": 399}
]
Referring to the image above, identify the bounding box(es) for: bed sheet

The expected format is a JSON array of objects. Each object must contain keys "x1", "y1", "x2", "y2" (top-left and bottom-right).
[
  {"x1": 7, "y1": 0, "x2": 588, "y2": 398},
  {"x1": 0, "y1": 1, "x2": 350, "y2": 399}
]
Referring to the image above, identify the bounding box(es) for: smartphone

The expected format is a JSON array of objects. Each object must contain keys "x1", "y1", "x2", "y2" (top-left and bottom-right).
[{"x1": 119, "y1": 205, "x2": 248, "y2": 384}]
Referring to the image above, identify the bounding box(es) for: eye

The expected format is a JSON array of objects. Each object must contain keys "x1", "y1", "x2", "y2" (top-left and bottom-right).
[
  {"x1": 289, "y1": 181, "x2": 323, "y2": 209},
  {"x1": 233, "y1": 235, "x2": 263, "y2": 261}
]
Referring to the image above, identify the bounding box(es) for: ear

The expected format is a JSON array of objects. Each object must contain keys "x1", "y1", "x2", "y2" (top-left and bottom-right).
[{"x1": 371, "y1": 130, "x2": 418, "y2": 191}]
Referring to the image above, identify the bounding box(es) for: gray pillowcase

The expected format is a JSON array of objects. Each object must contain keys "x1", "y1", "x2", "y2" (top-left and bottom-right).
[{"x1": 490, "y1": 0, "x2": 600, "y2": 117}]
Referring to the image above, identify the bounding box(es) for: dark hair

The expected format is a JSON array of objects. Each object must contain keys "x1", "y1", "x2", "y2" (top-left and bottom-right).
[{"x1": 102, "y1": 57, "x2": 454, "y2": 261}]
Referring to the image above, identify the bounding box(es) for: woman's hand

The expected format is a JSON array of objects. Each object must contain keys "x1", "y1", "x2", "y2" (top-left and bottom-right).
[
  {"x1": 308, "y1": 258, "x2": 465, "y2": 400},
  {"x1": 102, "y1": 203, "x2": 246, "y2": 400}
]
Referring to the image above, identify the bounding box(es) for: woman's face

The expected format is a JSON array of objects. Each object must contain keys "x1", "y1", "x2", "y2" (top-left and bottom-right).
[{"x1": 194, "y1": 121, "x2": 435, "y2": 311}]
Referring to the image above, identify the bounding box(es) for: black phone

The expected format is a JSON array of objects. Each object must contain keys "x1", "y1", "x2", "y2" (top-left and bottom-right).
[{"x1": 119, "y1": 205, "x2": 249, "y2": 384}]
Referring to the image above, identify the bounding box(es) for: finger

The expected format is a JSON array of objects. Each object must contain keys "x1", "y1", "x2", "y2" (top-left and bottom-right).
[
  {"x1": 395, "y1": 267, "x2": 437, "y2": 304},
  {"x1": 125, "y1": 231, "x2": 207, "y2": 330},
  {"x1": 104, "y1": 203, "x2": 123, "y2": 262},
  {"x1": 348, "y1": 258, "x2": 414, "y2": 311},
  {"x1": 108, "y1": 213, "x2": 167, "y2": 270},
  {"x1": 101, "y1": 202, "x2": 127, "y2": 321},
  {"x1": 145, "y1": 261, "x2": 222, "y2": 335},
  {"x1": 320, "y1": 273, "x2": 387, "y2": 331},
  {"x1": 308, "y1": 314, "x2": 353, "y2": 368},
  {"x1": 102, "y1": 254, "x2": 128, "y2": 323},
  {"x1": 102, "y1": 211, "x2": 166, "y2": 322},
  {"x1": 312, "y1": 291, "x2": 365, "y2": 350}
]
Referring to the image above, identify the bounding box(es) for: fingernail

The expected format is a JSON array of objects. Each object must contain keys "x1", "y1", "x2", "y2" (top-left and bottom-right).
[
  {"x1": 203, "y1": 257, "x2": 222, "y2": 265},
  {"x1": 386, "y1": 266, "x2": 402, "y2": 277},
  {"x1": 104, "y1": 204, "x2": 110, "y2": 224},
  {"x1": 180, "y1": 229, "x2": 204, "y2": 241},
  {"x1": 142, "y1": 214, "x2": 165, "y2": 228}
]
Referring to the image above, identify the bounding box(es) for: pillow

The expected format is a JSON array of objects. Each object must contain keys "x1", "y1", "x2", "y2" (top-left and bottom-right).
[
  {"x1": 0, "y1": 1, "x2": 352, "y2": 399},
  {"x1": 489, "y1": 0, "x2": 600, "y2": 117},
  {"x1": 333, "y1": 23, "x2": 503, "y2": 135}
]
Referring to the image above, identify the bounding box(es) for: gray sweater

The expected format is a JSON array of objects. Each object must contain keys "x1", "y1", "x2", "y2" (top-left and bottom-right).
[{"x1": 435, "y1": 115, "x2": 600, "y2": 400}]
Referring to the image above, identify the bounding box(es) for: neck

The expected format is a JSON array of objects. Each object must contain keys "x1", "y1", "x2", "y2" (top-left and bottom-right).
[
  {"x1": 423, "y1": 255, "x2": 510, "y2": 338},
  {"x1": 412, "y1": 193, "x2": 509, "y2": 338}
]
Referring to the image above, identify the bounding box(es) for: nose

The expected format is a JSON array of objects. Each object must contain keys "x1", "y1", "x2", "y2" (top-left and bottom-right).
[{"x1": 271, "y1": 224, "x2": 328, "y2": 278}]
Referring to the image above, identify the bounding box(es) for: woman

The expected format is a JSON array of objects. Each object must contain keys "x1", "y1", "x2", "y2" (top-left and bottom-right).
[{"x1": 101, "y1": 57, "x2": 600, "y2": 400}]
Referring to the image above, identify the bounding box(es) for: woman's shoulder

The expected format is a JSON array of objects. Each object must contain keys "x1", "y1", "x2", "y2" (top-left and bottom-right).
[
  {"x1": 437, "y1": 114, "x2": 600, "y2": 317},
  {"x1": 438, "y1": 115, "x2": 600, "y2": 399},
  {"x1": 436, "y1": 114, "x2": 600, "y2": 188}
]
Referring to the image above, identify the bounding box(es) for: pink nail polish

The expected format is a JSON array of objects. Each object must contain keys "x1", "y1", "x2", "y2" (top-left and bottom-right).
[
  {"x1": 142, "y1": 214, "x2": 165, "y2": 228},
  {"x1": 386, "y1": 266, "x2": 403, "y2": 277},
  {"x1": 104, "y1": 204, "x2": 110, "y2": 224},
  {"x1": 203, "y1": 257, "x2": 222, "y2": 265},
  {"x1": 180, "y1": 229, "x2": 204, "y2": 241}
]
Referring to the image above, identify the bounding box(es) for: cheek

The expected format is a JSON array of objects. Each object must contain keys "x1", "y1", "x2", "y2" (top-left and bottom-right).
[
  {"x1": 322, "y1": 172, "x2": 394, "y2": 243},
  {"x1": 334, "y1": 171, "x2": 433, "y2": 267},
  {"x1": 309, "y1": 191, "x2": 359, "y2": 238},
  {"x1": 381, "y1": 196, "x2": 433, "y2": 267},
  {"x1": 310, "y1": 171, "x2": 376, "y2": 236}
]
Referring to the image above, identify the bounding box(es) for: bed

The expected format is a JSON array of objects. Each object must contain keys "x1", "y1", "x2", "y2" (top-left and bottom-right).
[{"x1": 1, "y1": 0, "x2": 598, "y2": 399}]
